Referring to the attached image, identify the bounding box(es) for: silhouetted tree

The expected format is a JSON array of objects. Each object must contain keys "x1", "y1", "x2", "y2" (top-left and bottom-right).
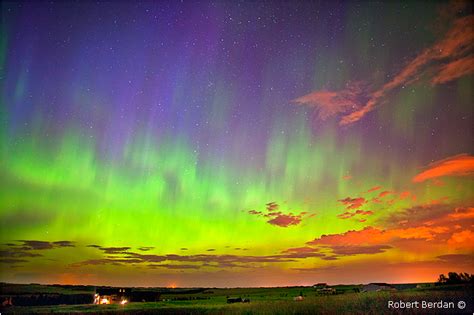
[
  {"x1": 438, "y1": 274, "x2": 448, "y2": 284},
  {"x1": 437, "y1": 272, "x2": 473, "y2": 285}
]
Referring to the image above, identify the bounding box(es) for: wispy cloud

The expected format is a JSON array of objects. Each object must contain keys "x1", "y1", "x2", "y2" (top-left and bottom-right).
[
  {"x1": 338, "y1": 197, "x2": 366, "y2": 210},
  {"x1": 17, "y1": 240, "x2": 75, "y2": 250},
  {"x1": 292, "y1": 82, "x2": 367, "y2": 120},
  {"x1": 412, "y1": 154, "x2": 474, "y2": 183},
  {"x1": 279, "y1": 247, "x2": 325, "y2": 259},
  {"x1": 72, "y1": 251, "x2": 300, "y2": 269},
  {"x1": 294, "y1": 13, "x2": 474, "y2": 126},
  {"x1": 0, "y1": 241, "x2": 74, "y2": 265},
  {"x1": 307, "y1": 202, "x2": 474, "y2": 257},
  {"x1": 367, "y1": 186, "x2": 382, "y2": 193},
  {"x1": 436, "y1": 254, "x2": 473, "y2": 266},
  {"x1": 337, "y1": 209, "x2": 373, "y2": 220},
  {"x1": 330, "y1": 245, "x2": 391, "y2": 256},
  {"x1": 148, "y1": 264, "x2": 201, "y2": 270},
  {"x1": 138, "y1": 246, "x2": 154, "y2": 251},
  {"x1": 432, "y1": 55, "x2": 474, "y2": 84},
  {"x1": 98, "y1": 247, "x2": 131, "y2": 254}
]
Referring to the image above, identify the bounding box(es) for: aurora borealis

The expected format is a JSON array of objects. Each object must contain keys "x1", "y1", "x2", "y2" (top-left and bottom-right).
[{"x1": 0, "y1": 0, "x2": 473, "y2": 287}]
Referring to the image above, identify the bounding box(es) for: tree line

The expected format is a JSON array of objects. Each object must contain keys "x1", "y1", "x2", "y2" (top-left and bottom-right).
[{"x1": 437, "y1": 272, "x2": 473, "y2": 285}]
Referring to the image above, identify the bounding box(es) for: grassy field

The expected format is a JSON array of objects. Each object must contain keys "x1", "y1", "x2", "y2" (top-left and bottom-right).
[{"x1": 1, "y1": 283, "x2": 472, "y2": 314}]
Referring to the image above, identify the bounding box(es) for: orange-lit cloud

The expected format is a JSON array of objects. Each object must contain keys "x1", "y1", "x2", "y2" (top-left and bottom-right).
[
  {"x1": 307, "y1": 201, "x2": 474, "y2": 255},
  {"x1": 248, "y1": 202, "x2": 311, "y2": 227},
  {"x1": 292, "y1": 82, "x2": 366, "y2": 120},
  {"x1": 337, "y1": 209, "x2": 373, "y2": 220},
  {"x1": 448, "y1": 230, "x2": 474, "y2": 247},
  {"x1": 267, "y1": 213, "x2": 302, "y2": 227},
  {"x1": 448, "y1": 207, "x2": 474, "y2": 219},
  {"x1": 266, "y1": 202, "x2": 279, "y2": 211},
  {"x1": 330, "y1": 245, "x2": 391, "y2": 256},
  {"x1": 412, "y1": 154, "x2": 474, "y2": 183},
  {"x1": 378, "y1": 191, "x2": 392, "y2": 198},
  {"x1": 367, "y1": 186, "x2": 382, "y2": 193},
  {"x1": 338, "y1": 197, "x2": 367, "y2": 209},
  {"x1": 341, "y1": 14, "x2": 473, "y2": 126},
  {"x1": 295, "y1": 14, "x2": 473, "y2": 126},
  {"x1": 432, "y1": 55, "x2": 474, "y2": 84},
  {"x1": 307, "y1": 227, "x2": 389, "y2": 246}
]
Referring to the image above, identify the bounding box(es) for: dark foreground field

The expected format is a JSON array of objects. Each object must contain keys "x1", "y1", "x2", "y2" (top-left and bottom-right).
[{"x1": 1, "y1": 283, "x2": 472, "y2": 314}]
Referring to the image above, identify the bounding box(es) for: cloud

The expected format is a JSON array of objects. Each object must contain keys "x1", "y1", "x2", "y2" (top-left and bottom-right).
[
  {"x1": 377, "y1": 191, "x2": 391, "y2": 198},
  {"x1": 448, "y1": 230, "x2": 474, "y2": 247},
  {"x1": 98, "y1": 247, "x2": 131, "y2": 254},
  {"x1": 281, "y1": 246, "x2": 317, "y2": 254},
  {"x1": 307, "y1": 227, "x2": 388, "y2": 246},
  {"x1": 412, "y1": 154, "x2": 474, "y2": 183},
  {"x1": 379, "y1": 202, "x2": 474, "y2": 252},
  {"x1": 382, "y1": 203, "x2": 456, "y2": 228},
  {"x1": 321, "y1": 256, "x2": 339, "y2": 261},
  {"x1": 337, "y1": 209, "x2": 373, "y2": 220},
  {"x1": 305, "y1": 202, "x2": 474, "y2": 257},
  {"x1": 70, "y1": 258, "x2": 140, "y2": 267},
  {"x1": 18, "y1": 241, "x2": 54, "y2": 250},
  {"x1": 341, "y1": 15, "x2": 474, "y2": 125},
  {"x1": 248, "y1": 202, "x2": 313, "y2": 228},
  {"x1": 266, "y1": 202, "x2": 279, "y2": 211},
  {"x1": 448, "y1": 207, "x2": 474, "y2": 219},
  {"x1": 330, "y1": 245, "x2": 392, "y2": 256},
  {"x1": 294, "y1": 13, "x2": 474, "y2": 126},
  {"x1": 267, "y1": 213, "x2": 302, "y2": 227},
  {"x1": 138, "y1": 247, "x2": 154, "y2": 251},
  {"x1": 436, "y1": 254, "x2": 474, "y2": 265},
  {"x1": 280, "y1": 247, "x2": 325, "y2": 259},
  {"x1": 300, "y1": 229, "x2": 392, "y2": 257},
  {"x1": 305, "y1": 227, "x2": 394, "y2": 257},
  {"x1": 367, "y1": 186, "x2": 382, "y2": 193},
  {"x1": 0, "y1": 250, "x2": 41, "y2": 258},
  {"x1": 17, "y1": 240, "x2": 75, "y2": 250},
  {"x1": 432, "y1": 55, "x2": 474, "y2": 84},
  {"x1": 292, "y1": 82, "x2": 368, "y2": 119},
  {"x1": 72, "y1": 245, "x2": 329, "y2": 269},
  {"x1": 0, "y1": 258, "x2": 27, "y2": 264},
  {"x1": 148, "y1": 264, "x2": 201, "y2": 270},
  {"x1": 307, "y1": 224, "x2": 450, "y2": 251},
  {"x1": 52, "y1": 241, "x2": 75, "y2": 247},
  {"x1": 399, "y1": 191, "x2": 416, "y2": 201},
  {"x1": 338, "y1": 197, "x2": 366, "y2": 210},
  {"x1": 0, "y1": 241, "x2": 74, "y2": 265},
  {"x1": 85, "y1": 245, "x2": 131, "y2": 254}
]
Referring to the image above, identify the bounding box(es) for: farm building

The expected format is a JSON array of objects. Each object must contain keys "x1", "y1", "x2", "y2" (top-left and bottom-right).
[
  {"x1": 362, "y1": 283, "x2": 396, "y2": 292},
  {"x1": 94, "y1": 288, "x2": 131, "y2": 304},
  {"x1": 317, "y1": 287, "x2": 336, "y2": 294},
  {"x1": 313, "y1": 283, "x2": 336, "y2": 294},
  {"x1": 94, "y1": 288, "x2": 161, "y2": 304}
]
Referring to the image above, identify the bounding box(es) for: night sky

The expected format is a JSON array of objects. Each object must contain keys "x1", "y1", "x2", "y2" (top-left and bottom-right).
[{"x1": 0, "y1": 0, "x2": 473, "y2": 287}]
